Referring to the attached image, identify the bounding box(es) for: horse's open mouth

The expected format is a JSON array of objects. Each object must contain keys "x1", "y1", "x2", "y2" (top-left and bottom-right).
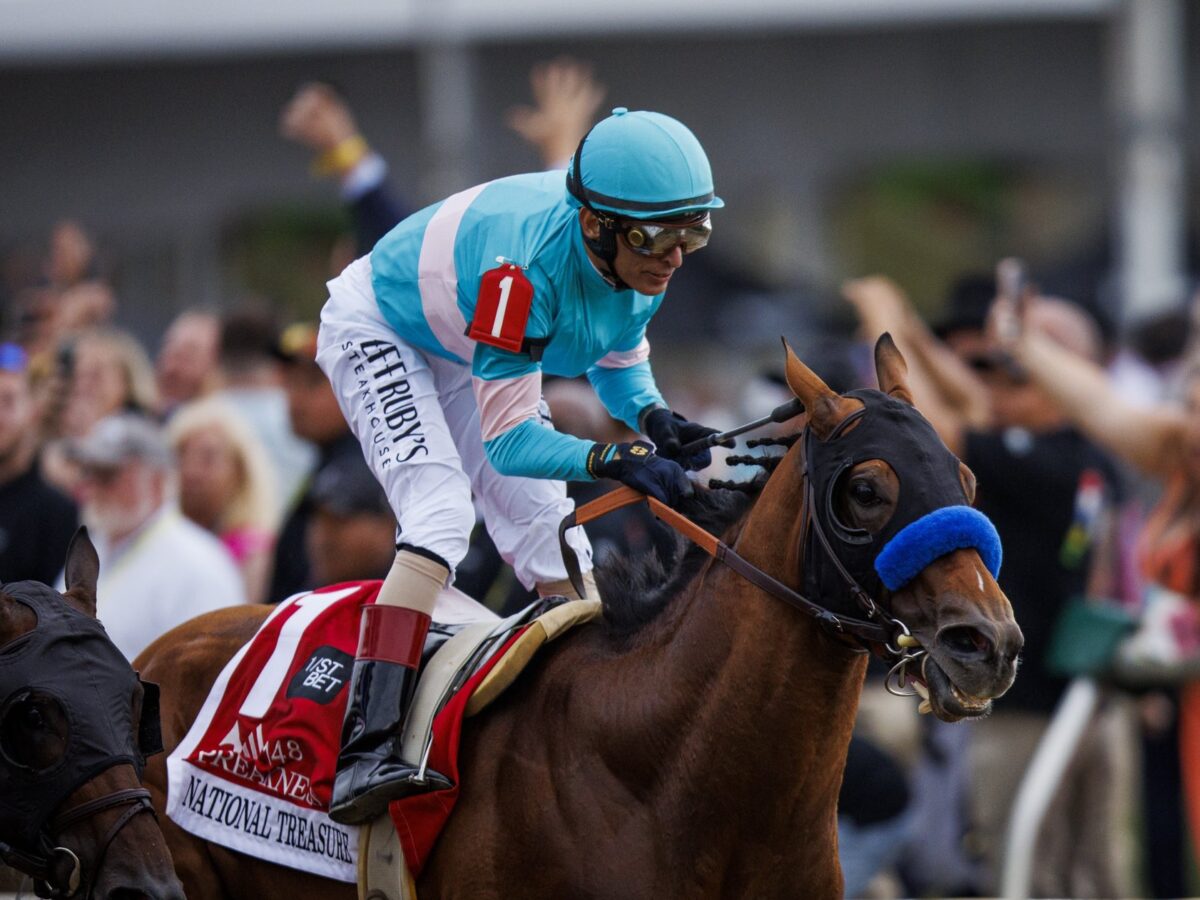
[{"x1": 909, "y1": 655, "x2": 992, "y2": 722}]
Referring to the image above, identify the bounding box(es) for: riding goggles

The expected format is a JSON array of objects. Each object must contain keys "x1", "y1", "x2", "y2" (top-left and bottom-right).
[{"x1": 617, "y1": 214, "x2": 712, "y2": 257}]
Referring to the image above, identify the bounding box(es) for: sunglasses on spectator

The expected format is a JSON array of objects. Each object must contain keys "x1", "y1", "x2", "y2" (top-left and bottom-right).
[{"x1": 617, "y1": 215, "x2": 712, "y2": 258}]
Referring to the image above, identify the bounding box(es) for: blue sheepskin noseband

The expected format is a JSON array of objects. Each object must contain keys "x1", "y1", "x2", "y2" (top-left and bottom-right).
[
  {"x1": 802, "y1": 388, "x2": 1004, "y2": 608},
  {"x1": 874, "y1": 505, "x2": 1002, "y2": 590}
]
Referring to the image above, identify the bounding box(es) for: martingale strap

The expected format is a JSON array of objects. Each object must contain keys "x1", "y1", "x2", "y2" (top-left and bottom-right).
[{"x1": 557, "y1": 486, "x2": 898, "y2": 647}]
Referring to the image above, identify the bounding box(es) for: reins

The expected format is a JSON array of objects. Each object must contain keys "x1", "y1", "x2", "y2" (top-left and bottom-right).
[
  {"x1": 557, "y1": 447, "x2": 918, "y2": 660},
  {"x1": 0, "y1": 781, "x2": 155, "y2": 899}
]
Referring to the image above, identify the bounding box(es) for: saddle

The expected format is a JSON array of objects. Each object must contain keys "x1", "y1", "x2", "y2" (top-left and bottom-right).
[{"x1": 361, "y1": 595, "x2": 602, "y2": 899}]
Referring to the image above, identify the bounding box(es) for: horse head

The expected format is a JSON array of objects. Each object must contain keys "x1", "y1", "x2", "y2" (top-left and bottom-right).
[
  {"x1": 783, "y1": 334, "x2": 1021, "y2": 721},
  {"x1": 0, "y1": 529, "x2": 184, "y2": 900}
]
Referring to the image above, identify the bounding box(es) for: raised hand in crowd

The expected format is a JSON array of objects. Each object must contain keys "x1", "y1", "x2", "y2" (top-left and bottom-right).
[
  {"x1": 506, "y1": 57, "x2": 607, "y2": 169},
  {"x1": 279, "y1": 81, "x2": 369, "y2": 174},
  {"x1": 841, "y1": 275, "x2": 990, "y2": 452},
  {"x1": 987, "y1": 279, "x2": 1185, "y2": 480},
  {"x1": 279, "y1": 80, "x2": 407, "y2": 255},
  {"x1": 45, "y1": 220, "x2": 97, "y2": 289}
]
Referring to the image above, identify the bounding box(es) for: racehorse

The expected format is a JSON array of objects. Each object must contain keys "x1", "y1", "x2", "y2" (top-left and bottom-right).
[
  {"x1": 0, "y1": 531, "x2": 184, "y2": 899},
  {"x1": 138, "y1": 337, "x2": 1021, "y2": 899}
]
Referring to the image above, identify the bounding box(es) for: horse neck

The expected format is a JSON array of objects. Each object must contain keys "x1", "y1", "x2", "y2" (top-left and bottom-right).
[{"x1": 629, "y1": 447, "x2": 868, "y2": 838}]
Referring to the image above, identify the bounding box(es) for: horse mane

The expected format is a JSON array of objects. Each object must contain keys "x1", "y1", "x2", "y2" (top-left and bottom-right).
[{"x1": 596, "y1": 435, "x2": 799, "y2": 637}]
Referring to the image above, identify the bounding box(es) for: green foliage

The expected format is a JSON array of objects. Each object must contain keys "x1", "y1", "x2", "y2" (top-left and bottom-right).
[
  {"x1": 831, "y1": 160, "x2": 1017, "y2": 315},
  {"x1": 221, "y1": 205, "x2": 351, "y2": 319}
]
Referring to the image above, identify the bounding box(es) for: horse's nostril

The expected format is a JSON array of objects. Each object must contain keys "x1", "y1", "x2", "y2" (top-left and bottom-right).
[{"x1": 939, "y1": 625, "x2": 992, "y2": 658}]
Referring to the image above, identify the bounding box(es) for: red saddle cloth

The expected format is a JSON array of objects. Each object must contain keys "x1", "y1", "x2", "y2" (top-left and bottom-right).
[{"x1": 165, "y1": 582, "x2": 525, "y2": 882}]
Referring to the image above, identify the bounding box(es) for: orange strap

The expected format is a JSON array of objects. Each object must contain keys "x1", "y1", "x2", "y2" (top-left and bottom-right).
[
  {"x1": 558, "y1": 486, "x2": 699, "y2": 597},
  {"x1": 556, "y1": 484, "x2": 898, "y2": 648},
  {"x1": 571, "y1": 485, "x2": 720, "y2": 555}
]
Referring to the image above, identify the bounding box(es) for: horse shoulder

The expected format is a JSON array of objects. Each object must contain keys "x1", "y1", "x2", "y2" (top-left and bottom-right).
[
  {"x1": 136, "y1": 605, "x2": 287, "y2": 900},
  {"x1": 135, "y1": 605, "x2": 272, "y2": 749}
]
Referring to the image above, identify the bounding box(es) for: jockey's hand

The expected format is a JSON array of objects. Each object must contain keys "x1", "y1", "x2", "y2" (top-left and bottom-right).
[
  {"x1": 640, "y1": 407, "x2": 731, "y2": 470},
  {"x1": 587, "y1": 441, "x2": 694, "y2": 507}
]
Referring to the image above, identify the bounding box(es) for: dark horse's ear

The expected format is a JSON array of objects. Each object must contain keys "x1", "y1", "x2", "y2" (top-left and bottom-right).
[
  {"x1": 63, "y1": 527, "x2": 99, "y2": 619},
  {"x1": 873, "y1": 333, "x2": 915, "y2": 406},
  {"x1": 782, "y1": 338, "x2": 862, "y2": 440}
]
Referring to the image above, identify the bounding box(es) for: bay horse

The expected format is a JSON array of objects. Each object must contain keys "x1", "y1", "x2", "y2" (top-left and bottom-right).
[
  {"x1": 137, "y1": 336, "x2": 1021, "y2": 899},
  {"x1": 0, "y1": 530, "x2": 184, "y2": 899}
]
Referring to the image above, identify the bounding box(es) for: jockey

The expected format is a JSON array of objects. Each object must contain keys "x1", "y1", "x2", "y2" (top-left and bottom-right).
[{"x1": 317, "y1": 106, "x2": 728, "y2": 824}]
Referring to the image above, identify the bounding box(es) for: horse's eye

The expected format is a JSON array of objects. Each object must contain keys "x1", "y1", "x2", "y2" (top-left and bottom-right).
[
  {"x1": 851, "y1": 481, "x2": 880, "y2": 506},
  {"x1": 0, "y1": 690, "x2": 69, "y2": 773}
]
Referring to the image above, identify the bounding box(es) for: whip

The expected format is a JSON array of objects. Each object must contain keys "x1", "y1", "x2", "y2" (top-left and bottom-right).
[{"x1": 676, "y1": 397, "x2": 806, "y2": 458}]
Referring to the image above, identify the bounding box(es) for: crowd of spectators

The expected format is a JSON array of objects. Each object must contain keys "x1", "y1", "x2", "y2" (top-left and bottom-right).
[{"x1": 4, "y1": 56, "x2": 1200, "y2": 900}]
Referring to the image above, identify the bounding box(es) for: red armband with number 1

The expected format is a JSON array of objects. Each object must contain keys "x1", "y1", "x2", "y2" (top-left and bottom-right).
[{"x1": 468, "y1": 263, "x2": 534, "y2": 354}]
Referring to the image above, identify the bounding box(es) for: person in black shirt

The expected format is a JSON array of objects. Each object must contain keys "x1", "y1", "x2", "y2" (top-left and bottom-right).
[
  {"x1": 0, "y1": 343, "x2": 78, "y2": 584},
  {"x1": 266, "y1": 323, "x2": 362, "y2": 603}
]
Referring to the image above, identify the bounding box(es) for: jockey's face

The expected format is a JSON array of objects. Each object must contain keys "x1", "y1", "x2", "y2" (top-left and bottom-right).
[
  {"x1": 579, "y1": 209, "x2": 690, "y2": 296},
  {"x1": 611, "y1": 234, "x2": 685, "y2": 296}
]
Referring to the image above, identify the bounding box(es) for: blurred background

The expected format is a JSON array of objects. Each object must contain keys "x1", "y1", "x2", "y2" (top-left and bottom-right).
[
  {"x1": 3, "y1": 0, "x2": 1193, "y2": 359},
  {"x1": 4, "y1": 1, "x2": 1200, "y2": 898}
]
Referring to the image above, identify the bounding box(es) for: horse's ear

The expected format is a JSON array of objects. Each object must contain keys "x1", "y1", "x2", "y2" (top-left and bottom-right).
[
  {"x1": 63, "y1": 527, "x2": 99, "y2": 618},
  {"x1": 874, "y1": 333, "x2": 915, "y2": 405},
  {"x1": 782, "y1": 337, "x2": 861, "y2": 440}
]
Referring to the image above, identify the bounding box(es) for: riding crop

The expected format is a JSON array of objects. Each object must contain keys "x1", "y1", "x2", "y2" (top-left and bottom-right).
[{"x1": 676, "y1": 397, "x2": 806, "y2": 459}]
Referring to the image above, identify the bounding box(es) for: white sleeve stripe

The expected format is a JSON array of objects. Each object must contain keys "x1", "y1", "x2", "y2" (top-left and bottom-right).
[
  {"x1": 595, "y1": 337, "x2": 650, "y2": 369},
  {"x1": 417, "y1": 182, "x2": 492, "y2": 361},
  {"x1": 474, "y1": 373, "x2": 542, "y2": 442}
]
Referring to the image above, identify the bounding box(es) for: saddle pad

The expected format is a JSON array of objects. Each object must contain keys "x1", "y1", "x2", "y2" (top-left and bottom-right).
[
  {"x1": 163, "y1": 582, "x2": 600, "y2": 885},
  {"x1": 388, "y1": 597, "x2": 602, "y2": 878},
  {"x1": 164, "y1": 582, "x2": 498, "y2": 883}
]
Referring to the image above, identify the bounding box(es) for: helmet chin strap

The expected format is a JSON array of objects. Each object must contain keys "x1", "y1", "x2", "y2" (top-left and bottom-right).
[{"x1": 581, "y1": 213, "x2": 630, "y2": 292}]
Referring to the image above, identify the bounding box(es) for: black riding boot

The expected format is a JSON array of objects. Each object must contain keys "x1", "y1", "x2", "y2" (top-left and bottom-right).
[{"x1": 328, "y1": 606, "x2": 452, "y2": 825}]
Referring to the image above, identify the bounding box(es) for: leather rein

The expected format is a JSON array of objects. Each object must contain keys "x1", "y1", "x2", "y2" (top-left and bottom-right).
[
  {"x1": 558, "y1": 427, "x2": 917, "y2": 660},
  {"x1": 0, "y1": 782, "x2": 155, "y2": 899}
]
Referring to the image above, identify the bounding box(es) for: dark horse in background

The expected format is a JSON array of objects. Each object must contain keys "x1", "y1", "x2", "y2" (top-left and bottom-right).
[
  {"x1": 138, "y1": 336, "x2": 1022, "y2": 899},
  {"x1": 0, "y1": 532, "x2": 184, "y2": 900}
]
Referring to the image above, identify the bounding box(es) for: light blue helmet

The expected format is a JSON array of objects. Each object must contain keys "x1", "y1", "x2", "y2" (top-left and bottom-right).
[{"x1": 566, "y1": 107, "x2": 724, "y2": 221}]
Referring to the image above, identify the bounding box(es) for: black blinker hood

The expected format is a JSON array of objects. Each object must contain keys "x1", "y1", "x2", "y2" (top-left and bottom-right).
[
  {"x1": 0, "y1": 581, "x2": 160, "y2": 853},
  {"x1": 803, "y1": 389, "x2": 969, "y2": 612}
]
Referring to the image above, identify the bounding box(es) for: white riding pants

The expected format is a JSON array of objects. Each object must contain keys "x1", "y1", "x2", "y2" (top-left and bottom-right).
[{"x1": 316, "y1": 256, "x2": 592, "y2": 588}]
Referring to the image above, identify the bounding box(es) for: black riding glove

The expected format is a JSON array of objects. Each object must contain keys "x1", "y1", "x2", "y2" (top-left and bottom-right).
[
  {"x1": 639, "y1": 406, "x2": 732, "y2": 471},
  {"x1": 586, "y1": 440, "x2": 694, "y2": 507}
]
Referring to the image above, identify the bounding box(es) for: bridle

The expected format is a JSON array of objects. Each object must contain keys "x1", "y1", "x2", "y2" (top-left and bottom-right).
[
  {"x1": 558, "y1": 419, "x2": 918, "y2": 661},
  {"x1": 560, "y1": 389, "x2": 1002, "y2": 703},
  {"x1": 0, "y1": 580, "x2": 165, "y2": 899},
  {"x1": 0, "y1": 782, "x2": 157, "y2": 899}
]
